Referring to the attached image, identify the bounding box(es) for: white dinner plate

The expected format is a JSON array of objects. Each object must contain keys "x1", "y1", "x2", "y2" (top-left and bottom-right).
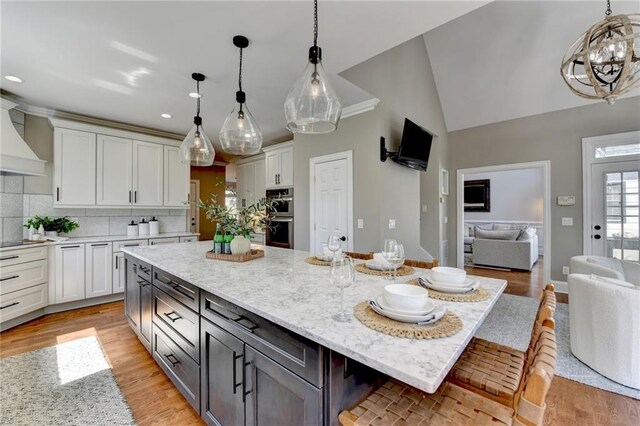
[
  {"x1": 376, "y1": 296, "x2": 435, "y2": 316},
  {"x1": 369, "y1": 301, "x2": 446, "y2": 324},
  {"x1": 365, "y1": 260, "x2": 397, "y2": 271},
  {"x1": 315, "y1": 254, "x2": 333, "y2": 262},
  {"x1": 424, "y1": 280, "x2": 479, "y2": 294},
  {"x1": 426, "y1": 276, "x2": 476, "y2": 288}
]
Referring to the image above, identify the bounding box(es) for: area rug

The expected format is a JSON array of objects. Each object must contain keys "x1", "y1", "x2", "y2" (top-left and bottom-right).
[
  {"x1": 0, "y1": 336, "x2": 136, "y2": 425},
  {"x1": 475, "y1": 293, "x2": 640, "y2": 400}
]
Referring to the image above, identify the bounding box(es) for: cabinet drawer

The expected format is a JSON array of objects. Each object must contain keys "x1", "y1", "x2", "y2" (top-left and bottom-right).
[
  {"x1": 201, "y1": 291, "x2": 322, "y2": 387},
  {"x1": 153, "y1": 268, "x2": 199, "y2": 312},
  {"x1": 0, "y1": 259, "x2": 47, "y2": 295},
  {"x1": 152, "y1": 326, "x2": 200, "y2": 413},
  {"x1": 135, "y1": 259, "x2": 152, "y2": 282},
  {"x1": 0, "y1": 283, "x2": 47, "y2": 323},
  {"x1": 113, "y1": 239, "x2": 148, "y2": 253},
  {"x1": 149, "y1": 237, "x2": 180, "y2": 245},
  {"x1": 0, "y1": 246, "x2": 47, "y2": 268},
  {"x1": 153, "y1": 287, "x2": 199, "y2": 362}
]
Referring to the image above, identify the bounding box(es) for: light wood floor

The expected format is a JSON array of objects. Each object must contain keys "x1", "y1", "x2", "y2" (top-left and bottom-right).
[{"x1": 1, "y1": 277, "x2": 638, "y2": 425}]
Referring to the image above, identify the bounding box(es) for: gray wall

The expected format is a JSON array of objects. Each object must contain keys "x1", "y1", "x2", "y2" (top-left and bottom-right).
[
  {"x1": 465, "y1": 168, "x2": 544, "y2": 222},
  {"x1": 293, "y1": 109, "x2": 384, "y2": 254},
  {"x1": 448, "y1": 96, "x2": 640, "y2": 281},
  {"x1": 341, "y1": 35, "x2": 450, "y2": 261}
]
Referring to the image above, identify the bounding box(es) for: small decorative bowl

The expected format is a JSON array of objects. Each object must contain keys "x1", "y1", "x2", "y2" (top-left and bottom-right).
[
  {"x1": 383, "y1": 284, "x2": 429, "y2": 310},
  {"x1": 431, "y1": 267, "x2": 467, "y2": 284}
]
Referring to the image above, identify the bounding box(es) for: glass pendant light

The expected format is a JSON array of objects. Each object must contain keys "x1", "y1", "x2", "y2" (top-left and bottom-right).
[
  {"x1": 284, "y1": 0, "x2": 342, "y2": 134},
  {"x1": 180, "y1": 73, "x2": 215, "y2": 166},
  {"x1": 220, "y1": 35, "x2": 263, "y2": 156}
]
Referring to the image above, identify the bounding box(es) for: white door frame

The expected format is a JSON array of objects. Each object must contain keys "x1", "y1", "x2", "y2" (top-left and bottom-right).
[
  {"x1": 456, "y1": 160, "x2": 551, "y2": 284},
  {"x1": 582, "y1": 130, "x2": 640, "y2": 254},
  {"x1": 309, "y1": 150, "x2": 354, "y2": 252}
]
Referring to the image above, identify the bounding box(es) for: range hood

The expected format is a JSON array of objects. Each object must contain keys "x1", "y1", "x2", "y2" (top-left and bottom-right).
[{"x1": 0, "y1": 98, "x2": 46, "y2": 176}]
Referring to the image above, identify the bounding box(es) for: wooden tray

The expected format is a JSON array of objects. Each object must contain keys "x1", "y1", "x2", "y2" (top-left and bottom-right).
[
  {"x1": 205, "y1": 249, "x2": 264, "y2": 262},
  {"x1": 23, "y1": 239, "x2": 47, "y2": 243}
]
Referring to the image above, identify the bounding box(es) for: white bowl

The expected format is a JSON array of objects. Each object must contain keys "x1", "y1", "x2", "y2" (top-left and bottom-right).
[
  {"x1": 383, "y1": 284, "x2": 428, "y2": 310},
  {"x1": 431, "y1": 267, "x2": 467, "y2": 284}
]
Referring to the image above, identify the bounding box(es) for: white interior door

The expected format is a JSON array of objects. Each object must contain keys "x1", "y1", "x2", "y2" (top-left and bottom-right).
[
  {"x1": 591, "y1": 161, "x2": 639, "y2": 261},
  {"x1": 312, "y1": 157, "x2": 350, "y2": 253},
  {"x1": 189, "y1": 179, "x2": 200, "y2": 234}
]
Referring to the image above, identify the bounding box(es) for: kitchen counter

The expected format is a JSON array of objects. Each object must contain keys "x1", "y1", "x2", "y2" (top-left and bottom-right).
[
  {"x1": 123, "y1": 242, "x2": 507, "y2": 394},
  {"x1": 0, "y1": 232, "x2": 200, "y2": 252}
]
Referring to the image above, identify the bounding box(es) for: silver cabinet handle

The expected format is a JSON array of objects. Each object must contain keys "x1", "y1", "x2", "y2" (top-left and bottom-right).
[
  {"x1": 163, "y1": 311, "x2": 182, "y2": 322},
  {"x1": 164, "y1": 353, "x2": 180, "y2": 367}
]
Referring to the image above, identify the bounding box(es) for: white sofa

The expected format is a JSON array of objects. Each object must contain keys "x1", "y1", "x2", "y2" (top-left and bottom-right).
[
  {"x1": 568, "y1": 273, "x2": 640, "y2": 389},
  {"x1": 466, "y1": 223, "x2": 539, "y2": 270},
  {"x1": 570, "y1": 255, "x2": 640, "y2": 285}
]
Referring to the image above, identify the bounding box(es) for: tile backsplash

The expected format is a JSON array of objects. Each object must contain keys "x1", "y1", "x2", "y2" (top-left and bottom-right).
[
  {"x1": 0, "y1": 178, "x2": 187, "y2": 241},
  {"x1": 21, "y1": 194, "x2": 187, "y2": 238}
]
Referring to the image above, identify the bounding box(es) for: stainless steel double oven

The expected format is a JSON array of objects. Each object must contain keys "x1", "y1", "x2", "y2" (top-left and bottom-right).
[{"x1": 266, "y1": 188, "x2": 294, "y2": 249}]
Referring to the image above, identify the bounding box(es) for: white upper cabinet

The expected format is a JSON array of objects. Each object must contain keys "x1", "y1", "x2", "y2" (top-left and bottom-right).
[
  {"x1": 264, "y1": 143, "x2": 293, "y2": 189},
  {"x1": 163, "y1": 145, "x2": 189, "y2": 207},
  {"x1": 96, "y1": 135, "x2": 133, "y2": 205},
  {"x1": 54, "y1": 128, "x2": 96, "y2": 206},
  {"x1": 50, "y1": 118, "x2": 187, "y2": 209},
  {"x1": 133, "y1": 140, "x2": 163, "y2": 206},
  {"x1": 236, "y1": 157, "x2": 265, "y2": 208}
]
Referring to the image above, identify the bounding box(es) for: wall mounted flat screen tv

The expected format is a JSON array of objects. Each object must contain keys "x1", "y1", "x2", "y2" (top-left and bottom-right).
[{"x1": 393, "y1": 118, "x2": 433, "y2": 172}]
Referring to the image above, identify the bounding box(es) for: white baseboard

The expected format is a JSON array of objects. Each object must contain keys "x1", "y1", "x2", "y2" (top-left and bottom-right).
[{"x1": 551, "y1": 280, "x2": 568, "y2": 294}]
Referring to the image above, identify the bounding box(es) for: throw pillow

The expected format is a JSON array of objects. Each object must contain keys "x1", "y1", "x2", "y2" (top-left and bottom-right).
[
  {"x1": 475, "y1": 228, "x2": 520, "y2": 240},
  {"x1": 494, "y1": 223, "x2": 515, "y2": 230},
  {"x1": 517, "y1": 226, "x2": 537, "y2": 241}
]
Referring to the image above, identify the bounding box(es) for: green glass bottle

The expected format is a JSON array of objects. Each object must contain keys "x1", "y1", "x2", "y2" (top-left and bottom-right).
[
  {"x1": 214, "y1": 224, "x2": 223, "y2": 254},
  {"x1": 224, "y1": 233, "x2": 233, "y2": 254}
]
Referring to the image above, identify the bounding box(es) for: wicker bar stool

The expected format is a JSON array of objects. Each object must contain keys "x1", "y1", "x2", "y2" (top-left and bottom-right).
[
  {"x1": 445, "y1": 285, "x2": 556, "y2": 407},
  {"x1": 338, "y1": 326, "x2": 557, "y2": 426}
]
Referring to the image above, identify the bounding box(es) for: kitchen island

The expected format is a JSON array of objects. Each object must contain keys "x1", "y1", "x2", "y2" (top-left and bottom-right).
[{"x1": 123, "y1": 242, "x2": 506, "y2": 425}]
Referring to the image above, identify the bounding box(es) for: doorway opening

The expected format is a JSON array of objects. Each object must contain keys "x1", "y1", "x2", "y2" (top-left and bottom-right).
[{"x1": 456, "y1": 161, "x2": 551, "y2": 285}]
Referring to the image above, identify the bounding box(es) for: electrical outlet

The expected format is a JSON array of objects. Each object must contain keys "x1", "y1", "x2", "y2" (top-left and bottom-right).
[
  {"x1": 357, "y1": 219, "x2": 364, "y2": 229},
  {"x1": 561, "y1": 217, "x2": 573, "y2": 226},
  {"x1": 388, "y1": 219, "x2": 396, "y2": 229},
  {"x1": 562, "y1": 266, "x2": 570, "y2": 275}
]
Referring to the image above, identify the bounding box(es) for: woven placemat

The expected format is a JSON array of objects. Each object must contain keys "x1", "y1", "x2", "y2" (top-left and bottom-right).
[
  {"x1": 355, "y1": 263, "x2": 415, "y2": 277},
  {"x1": 305, "y1": 256, "x2": 331, "y2": 266},
  {"x1": 353, "y1": 301, "x2": 463, "y2": 339},
  {"x1": 405, "y1": 278, "x2": 490, "y2": 302}
]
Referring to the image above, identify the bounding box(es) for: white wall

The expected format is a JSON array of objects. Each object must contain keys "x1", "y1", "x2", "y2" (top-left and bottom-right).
[{"x1": 465, "y1": 168, "x2": 543, "y2": 222}]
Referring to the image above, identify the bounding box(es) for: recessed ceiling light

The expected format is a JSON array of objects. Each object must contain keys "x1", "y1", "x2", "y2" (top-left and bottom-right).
[
  {"x1": 161, "y1": 113, "x2": 172, "y2": 119},
  {"x1": 188, "y1": 92, "x2": 202, "y2": 98},
  {"x1": 4, "y1": 75, "x2": 23, "y2": 83}
]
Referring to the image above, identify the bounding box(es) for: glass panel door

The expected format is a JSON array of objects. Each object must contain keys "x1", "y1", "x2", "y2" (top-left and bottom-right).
[{"x1": 600, "y1": 168, "x2": 639, "y2": 261}]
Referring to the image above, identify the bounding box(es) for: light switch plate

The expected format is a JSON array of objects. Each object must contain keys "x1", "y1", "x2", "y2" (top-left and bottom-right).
[
  {"x1": 422, "y1": 205, "x2": 427, "y2": 213},
  {"x1": 357, "y1": 219, "x2": 364, "y2": 229},
  {"x1": 388, "y1": 219, "x2": 396, "y2": 229},
  {"x1": 562, "y1": 266, "x2": 570, "y2": 275},
  {"x1": 562, "y1": 217, "x2": 573, "y2": 226},
  {"x1": 557, "y1": 195, "x2": 576, "y2": 206}
]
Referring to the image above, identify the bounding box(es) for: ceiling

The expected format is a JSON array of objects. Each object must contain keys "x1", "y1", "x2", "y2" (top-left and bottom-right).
[
  {"x1": 424, "y1": 0, "x2": 640, "y2": 132},
  {"x1": 0, "y1": 1, "x2": 488, "y2": 157}
]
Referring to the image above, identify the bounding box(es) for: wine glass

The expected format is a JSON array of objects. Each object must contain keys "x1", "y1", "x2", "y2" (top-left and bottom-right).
[
  {"x1": 327, "y1": 235, "x2": 341, "y2": 261},
  {"x1": 383, "y1": 242, "x2": 405, "y2": 282},
  {"x1": 331, "y1": 257, "x2": 355, "y2": 322},
  {"x1": 382, "y1": 239, "x2": 397, "y2": 280}
]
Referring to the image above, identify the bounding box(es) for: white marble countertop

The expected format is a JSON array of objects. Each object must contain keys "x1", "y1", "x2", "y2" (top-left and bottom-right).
[
  {"x1": 123, "y1": 242, "x2": 507, "y2": 393},
  {"x1": 0, "y1": 232, "x2": 199, "y2": 252}
]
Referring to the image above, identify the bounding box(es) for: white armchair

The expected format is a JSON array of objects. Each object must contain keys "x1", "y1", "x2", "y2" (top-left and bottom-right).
[
  {"x1": 568, "y1": 273, "x2": 640, "y2": 389},
  {"x1": 570, "y1": 255, "x2": 640, "y2": 285}
]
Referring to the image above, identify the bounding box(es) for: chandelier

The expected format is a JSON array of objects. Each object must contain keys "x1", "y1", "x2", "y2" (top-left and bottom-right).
[{"x1": 561, "y1": 0, "x2": 640, "y2": 105}]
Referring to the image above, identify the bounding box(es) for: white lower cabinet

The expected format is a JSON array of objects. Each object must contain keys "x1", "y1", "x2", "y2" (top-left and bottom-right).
[
  {"x1": 0, "y1": 284, "x2": 47, "y2": 323},
  {"x1": 113, "y1": 252, "x2": 126, "y2": 294},
  {"x1": 54, "y1": 244, "x2": 85, "y2": 303},
  {"x1": 85, "y1": 242, "x2": 113, "y2": 298}
]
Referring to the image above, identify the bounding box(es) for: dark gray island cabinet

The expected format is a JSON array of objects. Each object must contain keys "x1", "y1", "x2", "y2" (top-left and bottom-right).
[{"x1": 123, "y1": 255, "x2": 381, "y2": 426}]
